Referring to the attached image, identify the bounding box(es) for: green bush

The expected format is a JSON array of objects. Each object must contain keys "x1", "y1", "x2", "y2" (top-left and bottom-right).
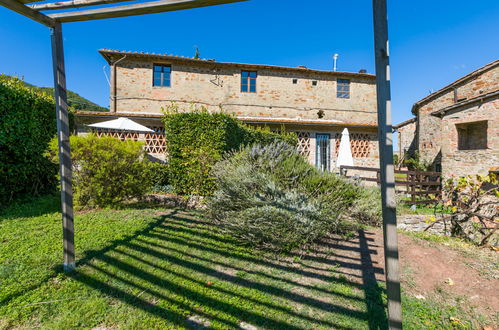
[
  {"x1": 162, "y1": 104, "x2": 297, "y2": 195},
  {"x1": 207, "y1": 142, "x2": 360, "y2": 253},
  {"x1": 348, "y1": 186, "x2": 382, "y2": 226},
  {"x1": 47, "y1": 134, "x2": 151, "y2": 208},
  {"x1": 405, "y1": 151, "x2": 432, "y2": 171},
  {"x1": 0, "y1": 75, "x2": 58, "y2": 206}
]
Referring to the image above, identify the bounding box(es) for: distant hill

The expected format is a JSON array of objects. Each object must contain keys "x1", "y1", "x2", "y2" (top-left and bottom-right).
[{"x1": 20, "y1": 77, "x2": 108, "y2": 112}]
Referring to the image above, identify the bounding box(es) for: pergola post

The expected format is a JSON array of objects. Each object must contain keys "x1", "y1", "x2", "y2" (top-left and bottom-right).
[
  {"x1": 372, "y1": 0, "x2": 402, "y2": 328},
  {"x1": 50, "y1": 22, "x2": 75, "y2": 272}
]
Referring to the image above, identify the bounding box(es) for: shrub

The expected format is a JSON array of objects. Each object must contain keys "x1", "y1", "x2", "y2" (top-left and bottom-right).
[
  {"x1": 162, "y1": 104, "x2": 297, "y2": 195},
  {"x1": 0, "y1": 75, "x2": 58, "y2": 206},
  {"x1": 47, "y1": 134, "x2": 152, "y2": 208},
  {"x1": 405, "y1": 151, "x2": 432, "y2": 171},
  {"x1": 348, "y1": 186, "x2": 382, "y2": 226},
  {"x1": 207, "y1": 142, "x2": 360, "y2": 252}
]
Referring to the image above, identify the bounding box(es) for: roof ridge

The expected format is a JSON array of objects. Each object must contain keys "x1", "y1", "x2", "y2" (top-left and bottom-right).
[
  {"x1": 411, "y1": 58, "x2": 499, "y2": 113},
  {"x1": 97, "y1": 48, "x2": 376, "y2": 78}
]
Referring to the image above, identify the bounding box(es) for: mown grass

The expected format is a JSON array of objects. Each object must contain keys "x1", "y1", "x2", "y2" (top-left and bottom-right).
[
  {"x1": 0, "y1": 195, "x2": 484, "y2": 329},
  {"x1": 397, "y1": 201, "x2": 451, "y2": 216}
]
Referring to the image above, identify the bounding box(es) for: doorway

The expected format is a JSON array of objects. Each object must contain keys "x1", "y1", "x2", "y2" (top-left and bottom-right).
[{"x1": 316, "y1": 134, "x2": 331, "y2": 171}]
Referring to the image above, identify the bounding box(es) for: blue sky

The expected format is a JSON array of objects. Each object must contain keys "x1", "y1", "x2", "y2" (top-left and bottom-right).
[{"x1": 1, "y1": 0, "x2": 498, "y2": 126}]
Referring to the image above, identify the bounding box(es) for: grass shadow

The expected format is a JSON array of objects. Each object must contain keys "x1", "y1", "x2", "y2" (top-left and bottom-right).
[
  {"x1": 0, "y1": 194, "x2": 61, "y2": 219},
  {"x1": 358, "y1": 229, "x2": 388, "y2": 329},
  {"x1": 65, "y1": 211, "x2": 382, "y2": 328}
]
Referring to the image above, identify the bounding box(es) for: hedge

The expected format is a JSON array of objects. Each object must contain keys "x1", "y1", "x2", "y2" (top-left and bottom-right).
[
  {"x1": 163, "y1": 106, "x2": 297, "y2": 195},
  {"x1": 0, "y1": 75, "x2": 58, "y2": 206}
]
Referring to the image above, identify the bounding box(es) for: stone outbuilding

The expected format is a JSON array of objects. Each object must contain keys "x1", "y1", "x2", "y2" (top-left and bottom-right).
[
  {"x1": 395, "y1": 59, "x2": 498, "y2": 177},
  {"x1": 393, "y1": 117, "x2": 416, "y2": 164},
  {"x1": 77, "y1": 49, "x2": 380, "y2": 171}
]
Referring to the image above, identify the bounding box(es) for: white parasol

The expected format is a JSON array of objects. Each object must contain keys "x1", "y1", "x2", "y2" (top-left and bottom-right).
[
  {"x1": 87, "y1": 117, "x2": 154, "y2": 132},
  {"x1": 336, "y1": 128, "x2": 354, "y2": 168}
]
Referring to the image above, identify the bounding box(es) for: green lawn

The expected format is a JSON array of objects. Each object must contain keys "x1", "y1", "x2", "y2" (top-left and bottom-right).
[{"x1": 0, "y1": 195, "x2": 479, "y2": 329}]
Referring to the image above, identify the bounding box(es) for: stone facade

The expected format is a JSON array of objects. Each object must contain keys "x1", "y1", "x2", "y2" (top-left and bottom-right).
[
  {"x1": 414, "y1": 60, "x2": 499, "y2": 166},
  {"x1": 77, "y1": 49, "x2": 380, "y2": 170},
  {"x1": 394, "y1": 117, "x2": 416, "y2": 161},
  {"x1": 395, "y1": 59, "x2": 499, "y2": 177},
  {"x1": 439, "y1": 95, "x2": 499, "y2": 177},
  {"x1": 104, "y1": 50, "x2": 378, "y2": 124}
]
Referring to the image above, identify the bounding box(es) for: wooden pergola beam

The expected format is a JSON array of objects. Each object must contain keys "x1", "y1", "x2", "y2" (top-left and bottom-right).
[
  {"x1": 29, "y1": 0, "x2": 133, "y2": 11},
  {"x1": 0, "y1": 0, "x2": 55, "y2": 26},
  {"x1": 50, "y1": 22, "x2": 76, "y2": 272},
  {"x1": 17, "y1": 0, "x2": 47, "y2": 4},
  {"x1": 48, "y1": 0, "x2": 246, "y2": 22}
]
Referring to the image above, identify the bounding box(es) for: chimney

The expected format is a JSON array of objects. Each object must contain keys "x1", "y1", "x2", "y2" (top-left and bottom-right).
[{"x1": 333, "y1": 53, "x2": 339, "y2": 71}]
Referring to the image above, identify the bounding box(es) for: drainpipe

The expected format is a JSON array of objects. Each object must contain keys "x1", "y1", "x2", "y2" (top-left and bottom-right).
[{"x1": 110, "y1": 54, "x2": 127, "y2": 113}]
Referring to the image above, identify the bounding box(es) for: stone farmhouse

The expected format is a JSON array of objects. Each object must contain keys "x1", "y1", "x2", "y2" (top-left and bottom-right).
[
  {"x1": 395, "y1": 59, "x2": 498, "y2": 177},
  {"x1": 76, "y1": 49, "x2": 380, "y2": 171}
]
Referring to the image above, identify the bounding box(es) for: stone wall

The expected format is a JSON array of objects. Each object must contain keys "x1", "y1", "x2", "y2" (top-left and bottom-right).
[
  {"x1": 396, "y1": 120, "x2": 416, "y2": 159},
  {"x1": 113, "y1": 58, "x2": 378, "y2": 124},
  {"x1": 414, "y1": 62, "x2": 499, "y2": 170},
  {"x1": 397, "y1": 215, "x2": 449, "y2": 235},
  {"x1": 440, "y1": 96, "x2": 499, "y2": 177}
]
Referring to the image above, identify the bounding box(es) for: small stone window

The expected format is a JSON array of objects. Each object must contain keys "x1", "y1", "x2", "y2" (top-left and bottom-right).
[
  {"x1": 337, "y1": 78, "x2": 350, "y2": 98},
  {"x1": 292, "y1": 78, "x2": 298, "y2": 84},
  {"x1": 456, "y1": 121, "x2": 487, "y2": 150},
  {"x1": 312, "y1": 80, "x2": 318, "y2": 86},
  {"x1": 241, "y1": 71, "x2": 257, "y2": 93},
  {"x1": 153, "y1": 64, "x2": 171, "y2": 87}
]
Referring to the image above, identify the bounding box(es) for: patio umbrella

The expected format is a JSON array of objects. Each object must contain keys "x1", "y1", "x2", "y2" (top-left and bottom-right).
[
  {"x1": 87, "y1": 117, "x2": 154, "y2": 132},
  {"x1": 336, "y1": 128, "x2": 354, "y2": 168}
]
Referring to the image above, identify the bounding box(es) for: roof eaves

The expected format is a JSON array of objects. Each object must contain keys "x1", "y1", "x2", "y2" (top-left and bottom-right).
[
  {"x1": 430, "y1": 89, "x2": 499, "y2": 117},
  {"x1": 97, "y1": 48, "x2": 376, "y2": 79},
  {"x1": 393, "y1": 117, "x2": 416, "y2": 129},
  {"x1": 75, "y1": 111, "x2": 377, "y2": 127}
]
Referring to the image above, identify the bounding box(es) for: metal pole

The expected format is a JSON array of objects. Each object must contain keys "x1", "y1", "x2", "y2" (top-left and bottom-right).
[
  {"x1": 50, "y1": 22, "x2": 75, "y2": 272},
  {"x1": 372, "y1": 0, "x2": 402, "y2": 328}
]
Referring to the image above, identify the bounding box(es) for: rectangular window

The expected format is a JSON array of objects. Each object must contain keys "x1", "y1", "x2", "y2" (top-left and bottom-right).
[
  {"x1": 456, "y1": 121, "x2": 488, "y2": 150},
  {"x1": 241, "y1": 71, "x2": 257, "y2": 93},
  {"x1": 316, "y1": 134, "x2": 331, "y2": 171},
  {"x1": 337, "y1": 79, "x2": 350, "y2": 98},
  {"x1": 153, "y1": 64, "x2": 171, "y2": 87}
]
